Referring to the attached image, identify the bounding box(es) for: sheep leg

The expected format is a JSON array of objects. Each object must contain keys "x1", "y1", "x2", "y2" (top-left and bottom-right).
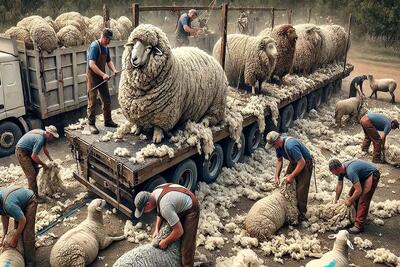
[
  {"x1": 100, "y1": 235, "x2": 126, "y2": 249},
  {"x1": 152, "y1": 126, "x2": 164, "y2": 143},
  {"x1": 390, "y1": 92, "x2": 395, "y2": 103},
  {"x1": 369, "y1": 90, "x2": 375, "y2": 99},
  {"x1": 374, "y1": 91, "x2": 378, "y2": 99},
  {"x1": 251, "y1": 85, "x2": 257, "y2": 94},
  {"x1": 132, "y1": 124, "x2": 142, "y2": 135}
]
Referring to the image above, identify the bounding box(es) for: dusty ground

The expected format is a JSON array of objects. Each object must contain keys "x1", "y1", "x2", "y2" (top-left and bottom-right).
[{"x1": 0, "y1": 50, "x2": 399, "y2": 266}]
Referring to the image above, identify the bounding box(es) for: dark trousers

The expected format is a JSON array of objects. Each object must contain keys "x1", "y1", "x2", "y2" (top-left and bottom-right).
[
  {"x1": 360, "y1": 115, "x2": 382, "y2": 161},
  {"x1": 16, "y1": 148, "x2": 39, "y2": 196},
  {"x1": 175, "y1": 35, "x2": 189, "y2": 47},
  {"x1": 86, "y1": 75, "x2": 111, "y2": 125},
  {"x1": 179, "y1": 201, "x2": 200, "y2": 267},
  {"x1": 21, "y1": 197, "x2": 37, "y2": 266}
]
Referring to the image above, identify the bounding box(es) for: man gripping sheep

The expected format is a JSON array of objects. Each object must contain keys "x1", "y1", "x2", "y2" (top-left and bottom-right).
[
  {"x1": 134, "y1": 183, "x2": 199, "y2": 267},
  {"x1": 266, "y1": 131, "x2": 314, "y2": 223},
  {"x1": 329, "y1": 158, "x2": 380, "y2": 234},
  {"x1": 86, "y1": 28, "x2": 119, "y2": 134},
  {"x1": 360, "y1": 112, "x2": 399, "y2": 163},
  {"x1": 175, "y1": 9, "x2": 202, "y2": 47}
]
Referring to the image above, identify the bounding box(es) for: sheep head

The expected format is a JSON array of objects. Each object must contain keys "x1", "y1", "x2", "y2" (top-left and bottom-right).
[
  {"x1": 277, "y1": 24, "x2": 297, "y2": 43},
  {"x1": 329, "y1": 230, "x2": 353, "y2": 254},
  {"x1": 257, "y1": 36, "x2": 277, "y2": 66},
  {"x1": 367, "y1": 74, "x2": 373, "y2": 82},
  {"x1": 87, "y1": 198, "x2": 106, "y2": 223}
]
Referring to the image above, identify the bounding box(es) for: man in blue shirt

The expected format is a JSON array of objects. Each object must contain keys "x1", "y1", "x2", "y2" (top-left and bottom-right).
[
  {"x1": 360, "y1": 112, "x2": 399, "y2": 163},
  {"x1": 15, "y1": 125, "x2": 58, "y2": 199},
  {"x1": 329, "y1": 158, "x2": 380, "y2": 234},
  {"x1": 175, "y1": 9, "x2": 201, "y2": 47},
  {"x1": 0, "y1": 186, "x2": 37, "y2": 266},
  {"x1": 266, "y1": 131, "x2": 314, "y2": 222},
  {"x1": 86, "y1": 28, "x2": 119, "y2": 134}
]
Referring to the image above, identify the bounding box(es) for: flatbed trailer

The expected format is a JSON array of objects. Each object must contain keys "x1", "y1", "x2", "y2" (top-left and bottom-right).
[{"x1": 66, "y1": 64, "x2": 354, "y2": 218}]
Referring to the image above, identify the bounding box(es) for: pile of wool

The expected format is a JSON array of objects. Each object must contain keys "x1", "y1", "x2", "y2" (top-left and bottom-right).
[
  {"x1": 129, "y1": 144, "x2": 174, "y2": 164},
  {"x1": 233, "y1": 230, "x2": 259, "y2": 248},
  {"x1": 365, "y1": 248, "x2": 400, "y2": 266},
  {"x1": 260, "y1": 230, "x2": 322, "y2": 263},
  {"x1": 99, "y1": 131, "x2": 114, "y2": 142},
  {"x1": 385, "y1": 143, "x2": 400, "y2": 167},
  {"x1": 57, "y1": 25, "x2": 84, "y2": 47},
  {"x1": 65, "y1": 118, "x2": 88, "y2": 130},
  {"x1": 245, "y1": 182, "x2": 299, "y2": 241},
  {"x1": 216, "y1": 249, "x2": 264, "y2": 267},
  {"x1": 55, "y1": 12, "x2": 87, "y2": 38},
  {"x1": 4, "y1": 26, "x2": 32, "y2": 47},
  {"x1": 37, "y1": 160, "x2": 65, "y2": 197},
  {"x1": 113, "y1": 121, "x2": 134, "y2": 140},
  {"x1": 113, "y1": 147, "x2": 131, "y2": 157},
  {"x1": 224, "y1": 95, "x2": 244, "y2": 142},
  {"x1": 36, "y1": 232, "x2": 58, "y2": 248},
  {"x1": 0, "y1": 163, "x2": 24, "y2": 185},
  {"x1": 123, "y1": 221, "x2": 151, "y2": 244},
  {"x1": 353, "y1": 237, "x2": 373, "y2": 250},
  {"x1": 29, "y1": 18, "x2": 58, "y2": 52},
  {"x1": 369, "y1": 199, "x2": 400, "y2": 219}
]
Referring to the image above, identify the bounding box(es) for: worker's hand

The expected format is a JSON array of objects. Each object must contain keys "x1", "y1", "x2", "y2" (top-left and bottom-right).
[
  {"x1": 102, "y1": 73, "x2": 110, "y2": 81},
  {"x1": 9, "y1": 234, "x2": 18, "y2": 248},
  {"x1": 113, "y1": 70, "x2": 119, "y2": 76},
  {"x1": 345, "y1": 198, "x2": 352, "y2": 207},
  {"x1": 284, "y1": 175, "x2": 294, "y2": 184},
  {"x1": 1, "y1": 235, "x2": 5, "y2": 246},
  {"x1": 274, "y1": 176, "x2": 280, "y2": 187},
  {"x1": 158, "y1": 239, "x2": 169, "y2": 250},
  {"x1": 42, "y1": 163, "x2": 49, "y2": 170},
  {"x1": 152, "y1": 230, "x2": 159, "y2": 239}
]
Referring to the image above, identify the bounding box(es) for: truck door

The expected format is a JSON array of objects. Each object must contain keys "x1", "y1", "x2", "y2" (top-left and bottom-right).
[{"x1": 0, "y1": 61, "x2": 24, "y2": 112}]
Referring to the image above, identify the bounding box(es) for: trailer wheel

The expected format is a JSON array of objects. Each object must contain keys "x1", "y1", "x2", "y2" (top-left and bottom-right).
[
  {"x1": 222, "y1": 133, "x2": 245, "y2": 168},
  {"x1": 322, "y1": 83, "x2": 333, "y2": 103},
  {"x1": 294, "y1": 97, "x2": 308, "y2": 120},
  {"x1": 280, "y1": 104, "x2": 294, "y2": 132},
  {"x1": 0, "y1": 121, "x2": 22, "y2": 157},
  {"x1": 143, "y1": 175, "x2": 167, "y2": 192},
  {"x1": 307, "y1": 93, "x2": 316, "y2": 111},
  {"x1": 168, "y1": 159, "x2": 198, "y2": 192},
  {"x1": 314, "y1": 90, "x2": 322, "y2": 108},
  {"x1": 244, "y1": 123, "x2": 261, "y2": 155},
  {"x1": 197, "y1": 144, "x2": 223, "y2": 184}
]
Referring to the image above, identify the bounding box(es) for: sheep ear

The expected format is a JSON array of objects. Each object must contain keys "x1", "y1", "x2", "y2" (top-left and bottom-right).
[
  {"x1": 347, "y1": 240, "x2": 354, "y2": 250},
  {"x1": 96, "y1": 206, "x2": 102, "y2": 211},
  {"x1": 259, "y1": 40, "x2": 266, "y2": 50},
  {"x1": 328, "y1": 234, "x2": 336, "y2": 240},
  {"x1": 153, "y1": 47, "x2": 163, "y2": 56}
]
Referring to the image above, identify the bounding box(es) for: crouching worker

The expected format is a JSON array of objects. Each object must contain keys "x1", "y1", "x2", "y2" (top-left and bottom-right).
[
  {"x1": 265, "y1": 131, "x2": 314, "y2": 223},
  {"x1": 15, "y1": 126, "x2": 59, "y2": 200},
  {"x1": 0, "y1": 186, "x2": 37, "y2": 266},
  {"x1": 349, "y1": 75, "x2": 368, "y2": 97},
  {"x1": 360, "y1": 112, "x2": 399, "y2": 163},
  {"x1": 329, "y1": 158, "x2": 380, "y2": 234},
  {"x1": 134, "y1": 183, "x2": 199, "y2": 267}
]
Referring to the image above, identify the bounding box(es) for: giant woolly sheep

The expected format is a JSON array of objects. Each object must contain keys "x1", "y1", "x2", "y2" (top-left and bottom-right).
[
  {"x1": 16, "y1": 15, "x2": 43, "y2": 32},
  {"x1": 0, "y1": 230, "x2": 24, "y2": 267},
  {"x1": 4, "y1": 26, "x2": 33, "y2": 48},
  {"x1": 57, "y1": 25, "x2": 84, "y2": 47},
  {"x1": 212, "y1": 34, "x2": 278, "y2": 94},
  {"x1": 49, "y1": 199, "x2": 125, "y2": 267},
  {"x1": 29, "y1": 19, "x2": 58, "y2": 53},
  {"x1": 55, "y1": 12, "x2": 87, "y2": 37},
  {"x1": 245, "y1": 182, "x2": 298, "y2": 241},
  {"x1": 319, "y1": 25, "x2": 349, "y2": 65},
  {"x1": 119, "y1": 24, "x2": 228, "y2": 143},
  {"x1": 113, "y1": 225, "x2": 181, "y2": 267},
  {"x1": 258, "y1": 24, "x2": 297, "y2": 82},
  {"x1": 306, "y1": 230, "x2": 353, "y2": 267},
  {"x1": 292, "y1": 24, "x2": 323, "y2": 74}
]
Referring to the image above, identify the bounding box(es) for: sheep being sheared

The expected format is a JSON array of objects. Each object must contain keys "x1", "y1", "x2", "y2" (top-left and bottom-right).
[
  {"x1": 113, "y1": 225, "x2": 180, "y2": 267},
  {"x1": 37, "y1": 160, "x2": 65, "y2": 197},
  {"x1": 0, "y1": 230, "x2": 24, "y2": 267},
  {"x1": 367, "y1": 75, "x2": 397, "y2": 103},
  {"x1": 245, "y1": 182, "x2": 298, "y2": 241},
  {"x1": 258, "y1": 24, "x2": 297, "y2": 82},
  {"x1": 119, "y1": 24, "x2": 227, "y2": 143},
  {"x1": 334, "y1": 87, "x2": 365, "y2": 127},
  {"x1": 50, "y1": 199, "x2": 125, "y2": 267},
  {"x1": 212, "y1": 33, "x2": 278, "y2": 94}
]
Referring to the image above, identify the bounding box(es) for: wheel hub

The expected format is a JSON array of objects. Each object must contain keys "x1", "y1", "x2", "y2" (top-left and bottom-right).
[{"x1": 0, "y1": 131, "x2": 14, "y2": 148}]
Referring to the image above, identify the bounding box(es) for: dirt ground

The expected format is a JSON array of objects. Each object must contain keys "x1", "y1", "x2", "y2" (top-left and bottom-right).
[{"x1": 0, "y1": 51, "x2": 399, "y2": 266}]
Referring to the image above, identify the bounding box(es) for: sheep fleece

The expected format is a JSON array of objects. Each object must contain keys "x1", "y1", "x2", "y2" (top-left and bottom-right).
[{"x1": 119, "y1": 24, "x2": 227, "y2": 131}]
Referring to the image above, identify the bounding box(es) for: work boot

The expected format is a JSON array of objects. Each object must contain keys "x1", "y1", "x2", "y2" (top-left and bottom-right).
[
  {"x1": 88, "y1": 123, "x2": 99, "y2": 134},
  {"x1": 349, "y1": 226, "x2": 363, "y2": 234},
  {"x1": 105, "y1": 120, "x2": 118, "y2": 128}
]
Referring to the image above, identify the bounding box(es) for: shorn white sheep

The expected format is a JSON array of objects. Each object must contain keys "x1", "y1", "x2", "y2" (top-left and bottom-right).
[
  {"x1": 212, "y1": 33, "x2": 278, "y2": 94},
  {"x1": 119, "y1": 24, "x2": 227, "y2": 143},
  {"x1": 306, "y1": 230, "x2": 354, "y2": 267},
  {"x1": 245, "y1": 182, "x2": 298, "y2": 241},
  {"x1": 334, "y1": 87, "x2": 365, "y2": 127},
  {"x1": 367, "y1": 75, "x2": 397, "y2": 103},
  {"x1": 0, "y1": 230, "x2": 24, "y2": 267},
  {"x1": 50, "y1": 199, "x2": 125, "y2": 267},
  {"x1": 113, "y1": 225, "x2": 181, "y2": 267}
]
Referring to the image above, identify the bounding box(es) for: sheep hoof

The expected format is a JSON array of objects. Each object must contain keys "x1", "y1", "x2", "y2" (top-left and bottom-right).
[{"x1": 152, "y1": 127, "x2": 164, "y2": 143}]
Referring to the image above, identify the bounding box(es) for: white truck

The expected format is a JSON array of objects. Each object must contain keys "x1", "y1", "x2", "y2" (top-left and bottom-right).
[{"x1": 0, "y1": 37, "x2": 125, "y2": 157}]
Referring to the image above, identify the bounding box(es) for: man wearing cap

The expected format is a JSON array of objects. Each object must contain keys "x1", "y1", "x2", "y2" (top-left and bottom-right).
[
  {"x1": 175, "y1": 9, "x2": 202, "y2": 47},
  {"x1": 360, "y1": 112, "x2": 399, "y2": 163},
  {"x1": 15, "y1": 125, "x2": 58, "y2": 199},
  {"x1": 134, "y1": 184, "x2": 199, "y2": 267},
  {"x1": 86, "y1": 28, "x2": 119, "y2": 134},
  {"x1": 0, "y1": 186, "x2": 37, "y2": 266},
  {"x1": 329, "y1": 158, "x2": 380, "y2": 234},
  {"x1": 265, "y1": 131, "x2": 313, "y2": 222},
  {"x1": 349, "y1": 75, "x2": 368, "y2": 97}
]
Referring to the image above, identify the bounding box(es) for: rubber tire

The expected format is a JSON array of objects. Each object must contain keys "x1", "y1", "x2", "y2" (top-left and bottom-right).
[
  {"x1": 294, "y1": 97, "x2": 308, "y2": 120},
  {"x1": 167, "y1": 159, "x2": 198, "y2": 192},
  {"x1": 244, "y1": 123, "x2": 261, "y2": 155},
  {"x1": 197, "y1": 144, "x2": 224, "y2": 184},
  {"x1": 279, "y1": 104, "x2": 294, "y2": 132},
  {"x1": 0, "y1": 121, "x2": 23, "y2": 157},
  {"x1": 314, "y1": 90, "x2": 322, "y2": 108},
  {"x1": 222, "y1": 133, "x2": 245, "y2": 168},
  {"x1": 322, "y1": 83, "x2": 333, "y2": 103},
  {"x1": 143, "y1": 175, "x2": 167, "y2": 192},
  {"x1": 307, "y1": 93, "x2": 316, "y2": 111}
]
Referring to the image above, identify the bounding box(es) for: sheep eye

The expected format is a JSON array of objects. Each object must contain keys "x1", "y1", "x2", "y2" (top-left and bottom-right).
[{"x1": 146, "y1": 46, "x2": 152, "y2": 51}]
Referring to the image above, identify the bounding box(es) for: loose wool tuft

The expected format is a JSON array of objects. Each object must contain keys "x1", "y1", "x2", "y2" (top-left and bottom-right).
[
  {"x1": 213, "y1": 34, "x2": 277, "y2": 90},
  {"x1": 119, "y1": 24, "x2": 227, "y2": 142},
  {"x1": 216, "y1": 249, "x2": 264, "y2": 267},
  {"x1": 113, "y1": 225, "x2": 181, "y2": 267},
  {"x1": 245, "y1": 182, "x2": 298, "y2": 241},
  {"x1": 258, "y1": 24, "x2": 297, "y2": 80},
  {"x1": 57, "y1": 25, "x2": 84, "y2": 47},
  {"x1": 37, "y1": 161, "x2": 65, "y2": 197}
]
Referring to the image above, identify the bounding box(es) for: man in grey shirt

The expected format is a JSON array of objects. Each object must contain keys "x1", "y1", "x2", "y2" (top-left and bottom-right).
[{"x1": 134, "y1": 183, "x2": 200, "y2": 267}]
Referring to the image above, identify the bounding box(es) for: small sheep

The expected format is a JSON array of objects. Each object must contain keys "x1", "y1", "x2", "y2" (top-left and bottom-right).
[
  {"x1": 245, "y1": 182, "x2": 298, "y2": 241},
  {"x1": 306, "y1": 230, "x2": 353, "y2": 267},
  {"x1": 57, "y1": 25, "x2": 84, "y2": 47},
  {"x1": 292, "y1": 24, "x2": 323, "y2": 74},
  {"x1": 258, "y1": 24, "x2": 297, "y2": 82},
  {"x1": 212, "y1": 33, "x2": 278, "y2": 94},
  {"x1": 113, "y1": 225, "x2": 181, "y2": 267},
  {"x1": 119, "y1": 24, "x2": 227, "y2": 143},
  {"x1": 334, "y1": 87, "x2": 365, "y2": 127},
  {"x1": 0, "y1": 230, "x2": 24, "y2": 267},
  {"x1": 50, "y1": 199, "x2": 125, "y2": 267},
  {"x1": 367, "y1": 75, "x2": 397, "y2": 103}
]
